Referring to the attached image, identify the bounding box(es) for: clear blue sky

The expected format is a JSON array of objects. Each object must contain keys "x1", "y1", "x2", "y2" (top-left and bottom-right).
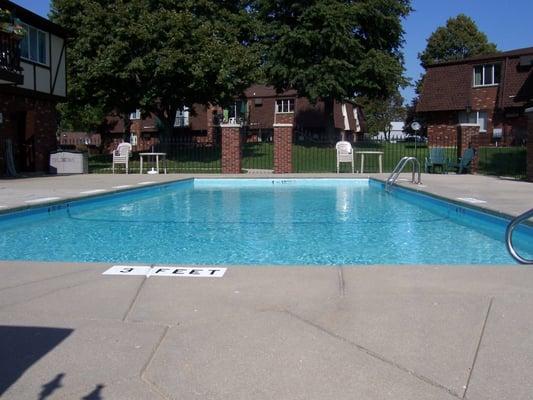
[{"x1": 13, "y1": 0, "x2": 533, "y2": 105}]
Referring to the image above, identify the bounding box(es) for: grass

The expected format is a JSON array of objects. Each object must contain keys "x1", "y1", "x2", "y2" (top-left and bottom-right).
[{"x1": 88, "y1": 142, "x2": 527, "y2": 178}]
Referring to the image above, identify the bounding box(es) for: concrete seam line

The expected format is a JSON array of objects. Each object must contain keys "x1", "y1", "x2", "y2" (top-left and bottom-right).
[
  {"x1": 140, "y1": 325, "x2": 172, "y2": 400},
  {"x1": 283, "y1": 309, "x2": 462, "y2": 399},
  {"x1": 336, "y1": 266, "x2": 345, "y2": 296},
  {"x1": 462, "y1": 297, "x2": 494, "y2": 399},
  {"x1": 122, "y1": 273, "x2": 150, "y2": 322},
  {"x1": 0, "y1": 267, "x2": 94, "y2": 292}
]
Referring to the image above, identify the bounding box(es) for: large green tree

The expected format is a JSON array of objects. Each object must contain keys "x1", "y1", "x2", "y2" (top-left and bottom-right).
[
  {"x1": 358, "y1": 91, "x2": 405, "y2": 139},
  {"x1": 418, "y1": 14, "x2": 497, "y2": 68},
  {"x1": 252, "y1": 0, "x2": 411, "y2": 139},
  {"x1": 51, "y1": 0, "x2": 260, "y2": 138}
]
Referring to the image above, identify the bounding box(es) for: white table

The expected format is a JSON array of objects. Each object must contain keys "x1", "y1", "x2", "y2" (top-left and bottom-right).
[
  {"x1": 139, "y1": 152, "x2": 167, "y2": 174},
  {"x1": 355, "y1": 151, "x2": 384, "y2": 173}
]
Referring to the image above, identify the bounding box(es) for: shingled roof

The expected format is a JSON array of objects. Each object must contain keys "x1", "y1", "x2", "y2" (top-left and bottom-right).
[{"x1": 417, "y1": 47, "x2": 533, "y2": 112}]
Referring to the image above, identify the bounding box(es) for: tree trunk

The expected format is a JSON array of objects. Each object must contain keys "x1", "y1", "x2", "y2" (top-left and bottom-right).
[
  {"x1": 122, "y1": 113, "x2": 132, "y2": 143},
  {"x1": 324, "y1": 97, "x2": 336, "y2": 144}
]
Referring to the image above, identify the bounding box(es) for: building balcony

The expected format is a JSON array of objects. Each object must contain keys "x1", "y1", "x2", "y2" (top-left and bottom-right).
[{"x1": 0, "y1": 30, "x2": 23, "y2": 85}]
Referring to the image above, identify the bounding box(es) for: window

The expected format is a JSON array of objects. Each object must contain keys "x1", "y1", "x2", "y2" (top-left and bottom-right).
[
  {"x1": 129, "y1": 109, "x2": 141, "y2": 120},
  {"x1": 275, "y1": 99, "x2": 295, "y2": 113},
  {"x1": 473, "y1": 64, "x2": 501, "y2": 86},
  {"x1": 174, "y1": 107, "x2": 189, "y2": 127},
  {"x1": 19, "y1": 24, "x2": 48, "y2": 65},
  {"x1": 458, "y1": 111, "x2": 488, "y2": 132}
]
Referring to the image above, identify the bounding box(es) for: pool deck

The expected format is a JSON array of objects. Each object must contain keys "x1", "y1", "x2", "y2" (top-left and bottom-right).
[{"x1": 0, "y1": 173, "x2": 532, "y2": 400}]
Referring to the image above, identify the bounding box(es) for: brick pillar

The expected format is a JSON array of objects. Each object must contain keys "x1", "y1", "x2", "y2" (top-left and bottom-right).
[
  {"x1": 221, "y1": 123, "x2": 241, "y2": 173},
  {"x1": 526, "y1": 107, "x2": 533, "y2": 181},
  {"x1": 457, "y1": 123, "x2": 480, "y2": 172},
  {"x1": 273, "y1": 113, "x2": 294, "y2": 174}
]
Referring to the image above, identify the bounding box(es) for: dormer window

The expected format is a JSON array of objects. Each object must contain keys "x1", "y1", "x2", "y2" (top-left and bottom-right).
[
  {"x1": 129, "y1": 109, "x2": 141, "y2": 120},
  {"x1": 473, "y1": 64, "x2": 501, "y2": 87}
]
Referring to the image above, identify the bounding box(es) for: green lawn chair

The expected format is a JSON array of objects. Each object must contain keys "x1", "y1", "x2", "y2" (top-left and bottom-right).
[
  {"x1": 424, "y1": 147, "x2": 449, "y2": 173},
  {"x1": 450, "y1": 148, "x2": 475, "y2": 174}
]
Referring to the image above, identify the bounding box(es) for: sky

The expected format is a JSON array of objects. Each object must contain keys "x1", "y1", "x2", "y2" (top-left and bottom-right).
[{"x1": 12, "y1": 0, "x2": 533, "y2": 105}]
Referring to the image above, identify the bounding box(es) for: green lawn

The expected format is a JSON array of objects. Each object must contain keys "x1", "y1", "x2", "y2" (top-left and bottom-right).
[
  {"x1": 89, "y1": 142, "x2": 527, "y2": 178},
  {"x1": 89, "y1": 149, "x2": 221, "y2": 173}
]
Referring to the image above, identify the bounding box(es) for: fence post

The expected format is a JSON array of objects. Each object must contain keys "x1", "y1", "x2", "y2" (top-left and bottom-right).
[
  {"x1": 526, "y1": 107, "x2": 533, "y2": 181},
  {"x1": 457, "y1": 123, "x2": 480, "y2": 172},
  {"x1": 220, "y1": 123, "x2": 242, "y2": 173},
  {"x1": 274, "y1": 113, "x2": 294, "y2": 174}
]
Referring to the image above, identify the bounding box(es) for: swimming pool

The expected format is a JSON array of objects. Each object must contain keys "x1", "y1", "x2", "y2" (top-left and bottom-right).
[{"x1": 0, "y1": 178, "x2": 531, "y2": 265}]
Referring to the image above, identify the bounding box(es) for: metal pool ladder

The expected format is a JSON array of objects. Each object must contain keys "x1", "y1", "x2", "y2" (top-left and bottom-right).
[
  {"x1": 385, "y1": 157, "x2": 422, "y2": 192},
  {"x1": 506, "y1": 208, "x2": 533, "y2": 264}
]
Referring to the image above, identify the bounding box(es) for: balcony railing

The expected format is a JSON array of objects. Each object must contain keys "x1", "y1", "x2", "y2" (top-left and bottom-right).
[{"x1": 0, "y1": 30, "x2": 23, "y2": 84}]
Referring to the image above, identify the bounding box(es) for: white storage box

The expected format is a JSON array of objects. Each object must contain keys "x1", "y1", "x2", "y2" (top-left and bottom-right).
[{"x1": 49, "y1": 151, "x2": 88, "y2": 174}]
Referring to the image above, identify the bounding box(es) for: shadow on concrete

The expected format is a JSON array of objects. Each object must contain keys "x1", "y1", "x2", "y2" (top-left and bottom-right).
[
  {"x1": 0, "y1": 325, "x2": 73, "y2": 396},
  {"x1": 81, "y1": 384, "x2": 105, "y2": 400},
  {"x1": 39, "y1": 373, "x2": 65, "y2": 399}
]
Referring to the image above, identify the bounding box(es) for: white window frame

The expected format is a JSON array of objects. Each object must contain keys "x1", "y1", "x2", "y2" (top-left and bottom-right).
[
  {"x1": 459, "y1": 110, "x2": 488, "y2": 132},
  {"x1": 19, "y1": 23, "x2": 48, "y2": 66},
  {"x1": 129, "y1": 109, "x2": 141, "y2": 120},
  {"x1": 473, "y1": 64, "x2": 501, "y2": 87},
  {"x1": 275, "y1": 99, "x2": 295, "y2": 113},
  {"x1": 174, "y1": 107, "x2": 190, "y2": 127}
]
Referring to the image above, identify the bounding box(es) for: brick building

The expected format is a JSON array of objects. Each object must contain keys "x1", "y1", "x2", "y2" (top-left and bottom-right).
[
  {"x1": 0, "y1": 0, "x2": 67, "y2": 175},
  {"x1": 79, "y1": 84, "x2": 365, "y2": 152},
  {"x1": 417, "y1": 47, "x2": 533, "y2": 148}
]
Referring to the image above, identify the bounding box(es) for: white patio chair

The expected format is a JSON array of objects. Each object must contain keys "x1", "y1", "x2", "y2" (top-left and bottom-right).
[
  {"x1": 336, "y1": 141, "x2": 354, "y2": 173},
  {"x1": 112, "y1": 142, "x2": 132, "y2": 174}
]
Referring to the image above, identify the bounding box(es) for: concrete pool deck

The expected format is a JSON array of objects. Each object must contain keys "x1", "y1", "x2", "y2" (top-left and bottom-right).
[{"x1": 0, "y1": 173, "x2": 532, "y2": 400}]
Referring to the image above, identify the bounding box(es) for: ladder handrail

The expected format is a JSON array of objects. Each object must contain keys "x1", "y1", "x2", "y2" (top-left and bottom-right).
[
  {"x1": 506, "y1": 208, "x2": 533, "y2": 264},
  {"x1": 386, "y1": 157, "x2": 421, "y2": 192}
]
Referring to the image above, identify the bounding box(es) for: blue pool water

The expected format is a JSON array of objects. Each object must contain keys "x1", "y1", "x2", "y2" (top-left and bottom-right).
[{"x1": 0, "y1": 178, "x2": 531, "y2": 265}]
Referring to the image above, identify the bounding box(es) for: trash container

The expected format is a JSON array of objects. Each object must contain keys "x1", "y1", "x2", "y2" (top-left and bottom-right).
[{"x1": 49, "y1": 151, "x2": 88, "y2": 174}]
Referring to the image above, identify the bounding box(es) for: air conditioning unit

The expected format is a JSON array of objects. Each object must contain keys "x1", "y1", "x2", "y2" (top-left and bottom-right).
[{"x1": 519, "y1": 55, "x2": 533, "y2": 67}]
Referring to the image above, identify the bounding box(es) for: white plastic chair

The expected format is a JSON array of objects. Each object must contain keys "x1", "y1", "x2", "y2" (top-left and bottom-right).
[
  {"x1": 112, "y1": 142, "x2": 132, "y2": 174},
  {"x1": 336, "y1": 141, "x2": 354, "y2": 173}
]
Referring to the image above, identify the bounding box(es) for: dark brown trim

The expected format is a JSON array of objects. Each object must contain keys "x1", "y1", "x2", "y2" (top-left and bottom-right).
[
  {"x1": 49, "y1": 30, "x2": 52, "y2": 93},
  {"x1": 20, "y1": 58, "x2": 51, "y2": 70},
  {"x1": 51, "y1": 41, "x2": 65, "y2": 95},
  {"x1": 32, "y1": 63, "x2": 36, "y2": 91}
]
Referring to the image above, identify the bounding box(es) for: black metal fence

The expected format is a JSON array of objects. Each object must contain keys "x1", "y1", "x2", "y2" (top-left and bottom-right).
[
  {"x1": 85, "y1": 130, "x2": 527, "y2": 178},
  {"x1": 89, "y1": 136, "x2": 221, "y2": 173},
  {"x1": 292, "y1": 133, "x2": 527, "y2": 178}
]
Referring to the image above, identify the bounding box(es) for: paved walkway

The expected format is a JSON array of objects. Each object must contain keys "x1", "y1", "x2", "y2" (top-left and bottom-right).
[{"x1": 0, "y1": 173, "x2": 532, "y2": 399}]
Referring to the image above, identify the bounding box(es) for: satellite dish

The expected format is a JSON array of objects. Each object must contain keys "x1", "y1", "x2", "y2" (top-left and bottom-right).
[{"x1": 411, "y1": 121, "x2": 421, "y2": 132}]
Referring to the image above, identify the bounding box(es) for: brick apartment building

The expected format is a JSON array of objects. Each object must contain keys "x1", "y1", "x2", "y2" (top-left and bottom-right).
[
  {"x1": 0, "y1": 0, "x2": 67, "y2": 175},
  {"x1": 68, "y1": 84, "x2": 365, "y2": 152},
  {"x1": 417, "y1": 47, "x2": 533, "y2": 149}
]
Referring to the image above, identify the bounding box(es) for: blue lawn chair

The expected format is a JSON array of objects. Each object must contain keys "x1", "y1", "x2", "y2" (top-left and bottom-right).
[{"x1": 424, "y1": 148, "x2": 449, "y2": 173}]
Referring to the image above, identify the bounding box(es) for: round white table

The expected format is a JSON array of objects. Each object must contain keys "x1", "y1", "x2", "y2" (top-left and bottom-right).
[{"x1": 139, "y1": 152, "x2": 167, "y2": 174}]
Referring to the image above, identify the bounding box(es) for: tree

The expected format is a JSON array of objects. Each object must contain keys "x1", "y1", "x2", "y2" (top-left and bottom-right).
[
  {"x1": 50, "y1": 0, "x2": 260, "y2": 139},
  {"x1": 252, "y1": 0, "x2": 411, "y2": 140},
  {"x1": 418, "y1": 14, "x2": 497, "y2": 68},
  {"x1": 358, "y1": 91, "x2": 405, "y2": 140}
]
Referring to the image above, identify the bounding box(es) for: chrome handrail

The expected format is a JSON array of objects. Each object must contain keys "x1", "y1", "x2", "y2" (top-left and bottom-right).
[
  {"x1": 386, "y1": 157, "x2": 422, "y2": 192},
  {"x1": 506, "y1": 208, "x2": 533, "y2": 264}
]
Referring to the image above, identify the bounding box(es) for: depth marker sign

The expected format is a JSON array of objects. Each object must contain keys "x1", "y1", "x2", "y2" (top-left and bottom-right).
[{"x1": 103, "y1": 265, "x2": 227, "y2": 278}]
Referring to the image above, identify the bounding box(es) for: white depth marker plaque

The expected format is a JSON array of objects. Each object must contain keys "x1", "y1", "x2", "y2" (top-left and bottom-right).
[{"x1": 103, "y1": 266, "x2": 227, "y2": 278}]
